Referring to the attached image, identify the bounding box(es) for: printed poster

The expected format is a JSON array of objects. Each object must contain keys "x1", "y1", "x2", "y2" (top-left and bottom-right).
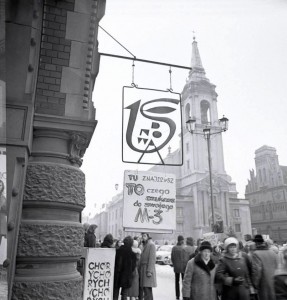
[
  {"x1": 203, "y1": 232, "x2": 218, "y2": 247},
  {"x1": 83, "y1": 248, "x2": 116, "y2": 300},
  {"x1": 123, "y1": 170, "x2": 176, "y2": 233}
]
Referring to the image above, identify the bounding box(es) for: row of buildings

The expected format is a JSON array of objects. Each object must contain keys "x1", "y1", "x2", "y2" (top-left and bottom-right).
[{"x1": 89, "y1": 39, "x2": 287, "y2": 244}]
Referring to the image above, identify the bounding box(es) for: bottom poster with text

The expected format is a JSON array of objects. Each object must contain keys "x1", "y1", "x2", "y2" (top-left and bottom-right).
[
  {"x1": 123, "y1": 170, "x2": 176, "y2": 233},
  {"x1": 83, "y1": 248, "x2": 116, "y2": 300}
]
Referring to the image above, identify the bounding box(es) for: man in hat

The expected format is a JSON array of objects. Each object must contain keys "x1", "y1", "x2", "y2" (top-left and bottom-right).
[
  {"x1": 182, "y1": 241, "x2": 216, "y2": 300},
  {"x1": 171, "y1": 235, "x2": 187, "y2": 300},
  {"x1": 251, "y1": 234, "x2": 278, "y2": 300}
]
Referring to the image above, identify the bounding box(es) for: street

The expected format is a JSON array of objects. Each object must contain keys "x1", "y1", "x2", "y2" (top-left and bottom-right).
[{"x1": 154, "y1": 264, "x2": 177, "y2": 300}]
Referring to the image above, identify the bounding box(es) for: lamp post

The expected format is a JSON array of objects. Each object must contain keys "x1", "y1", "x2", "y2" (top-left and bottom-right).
[{"x1": 186, "y1": 115, "x2": 229, "y2": 232}]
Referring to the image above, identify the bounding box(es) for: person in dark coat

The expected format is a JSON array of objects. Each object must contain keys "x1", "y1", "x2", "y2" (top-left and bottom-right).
[
  {"x1": 171, "y1": 235, "x2": 187, "y2": 300},
  {"x1": 84, "y1": 224, "x2": 97, "y2": 248},
  {"x1": 101, "y1": 233, "x2": 114, "y2": 248},
  {"x1": 274, "y1": 245, "x2": 287, "y2": 300},
  {"x1": 182, "y1": 241, "x2": 216, "y2": 300},
  {"x1": 211, "y1": 244, "x2": 222, "y2": 265},
  {"x1": 251, "y1": 234, "x2": 278, "y2": 300},
  {"x1": 139, "y1": 233, "x2": 157, "y2": 300},
  {"x1": 215, "y1": 237, "x2": 251, "y2": 300},
  {"x1": 184, "y1": 237, "x2": 196, "y2": 260},
  {"x1": 113, "y1": 236, "x2": 137, "y2": 300}
]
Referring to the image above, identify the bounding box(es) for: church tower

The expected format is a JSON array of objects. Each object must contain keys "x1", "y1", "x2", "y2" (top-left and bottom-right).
[{"x1": 180, "y1": 37, "x2": 238, "y2": 238}]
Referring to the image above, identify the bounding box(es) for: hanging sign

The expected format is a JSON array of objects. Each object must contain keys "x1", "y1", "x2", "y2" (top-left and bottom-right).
[
  {"x1": 123, "y1": 170, "x2": 176, "y2": 233},
  {"x1": 122, "y1": 86, "x2": 183, "y2": 165},
  {"x1": 83, "y1": 248, "x2": 116, "y2": 300}
]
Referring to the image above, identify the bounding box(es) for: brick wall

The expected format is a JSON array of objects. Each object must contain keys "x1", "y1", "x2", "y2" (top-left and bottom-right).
[{"x1": 35, "y1": 0, "x2": 75, "y2": 116}]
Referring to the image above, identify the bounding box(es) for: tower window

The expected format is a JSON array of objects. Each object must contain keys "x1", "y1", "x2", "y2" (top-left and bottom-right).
[
  {"x1": 185, "y1": 103, "x2": 191, "y2": 127},
  {"x1": 200, "y1": 100, "x2": 211, "y2": 125}
]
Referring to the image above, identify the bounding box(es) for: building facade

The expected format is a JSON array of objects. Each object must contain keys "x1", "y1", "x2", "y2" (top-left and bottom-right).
[
  {"x1": 3, "y1": 1, "x2": 105, "y2": 299},
  {"x1": 92, "y1": 38, "x2": 251, "y2": 242},
  {"x1": 245, "y1": 145, "x2": 287, "y2": 243}
]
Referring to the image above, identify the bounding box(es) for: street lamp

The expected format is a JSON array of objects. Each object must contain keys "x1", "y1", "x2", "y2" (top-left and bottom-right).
[{"x1": 186, "y1": 115, "x2": 229, "y2": 232}]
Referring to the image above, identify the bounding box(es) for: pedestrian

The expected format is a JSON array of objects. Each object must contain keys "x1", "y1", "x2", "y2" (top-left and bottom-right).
[
  {"x1": 127, "y1": 239, "x2": 142, "y2": 300},
  {"x1": 113, "y1": 236, "x2": 137, "y2": 300},
  {"x1": 211, "y1": 244, "x2": 222, "y2": 265},
  {"x1": 101, "y1": 233, "x2": 114, "y2": 248},
  {"x1": 184, "y1": 237, "x2": 196, "y2": 260},
  {"x1": 274, "y1": 245, "x2": 287, "y2": 299},
  {"x1": 84, "y1": 224, "x2": 97, "y2": 248},
  {"x1": 251, "y1": 234, "x2": 278, "y2": 300},
  {"x1": 171, "y1": 235, "x2": 187, "y2": 300},
  {"x1": 266, "y1": 238, "x2": 279, "y2": 255},
  {"x1": 244, "y1": 234, "x2": 256, "y2": 255},
  {"x1": 139, "y1": 232, "x2": 157, "y2": 300},
  {"x1": 115, "y1": 239, "x2": 123, "y2": 249},
  {"x1": 0, "y1": 179, "x2": 7, "y2": 246},
  {"x1": 182, "y1": 241, "x2": 216, "y2": 300},
  {"x1": 215, "y1": 237, "x2": 251, "y2": 300}
]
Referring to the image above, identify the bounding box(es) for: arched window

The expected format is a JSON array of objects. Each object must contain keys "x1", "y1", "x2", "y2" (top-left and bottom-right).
[
  {"x1": 185, "y1": 103, "x2": 191, "y2": 127},
  {"x1": 263, "y1": 168, "x2": 267, "y2": 183},
  {"x1": 258, "y1": 169, "x2": 262, "y2": 183},
  {"x1": 200, "y1": 100, "x2": 210, "y2": 125}
]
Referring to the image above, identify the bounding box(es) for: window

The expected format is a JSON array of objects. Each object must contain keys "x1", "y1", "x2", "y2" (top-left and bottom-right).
[
  {"x1": 187, "y1": 160, "x2": 190, "y2": 170},
  {"x1": 176, "y1": 207, "x2": 183, "y2": 217},
  {"x1": 186, "y1": 143, "x2": 189, "y2": 153},
  {"x1": 200, "y1": 100, "x2": 211, "y2": 125},
  {"x1": 259, "y1": 169, "x2": 262, "y2": 183},
  {"x1": 233, "y1": 209, "x2": 240, "y2": 217},
  {"x1": 235, "y1": 224, "x2": 241, "y2": 232},
  {"x1": 177, "y1": 222, "x2": 183, "y2": 232},
  {"x1": 185, "y1": 103, "x2": 191, "y2": 127},
  {"x1": 213, "y1": 195, "x2": 218, "y2": 208}
]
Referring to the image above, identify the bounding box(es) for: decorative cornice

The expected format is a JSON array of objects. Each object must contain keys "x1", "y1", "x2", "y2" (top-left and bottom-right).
[{"x1": 83, "y1": 0, "x2": 99, "y2": 109}]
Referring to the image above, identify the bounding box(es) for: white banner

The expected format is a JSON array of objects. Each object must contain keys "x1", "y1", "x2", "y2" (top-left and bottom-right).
[
  {"x1": 83, "y1": 248, "x2": 116, "y2": 300},
  {"x1": 203, "y1": 232, "x2": 218, "y2": 247},
  {"x1": 123, "y1": 170, "x2": 176, "y2": 233}
]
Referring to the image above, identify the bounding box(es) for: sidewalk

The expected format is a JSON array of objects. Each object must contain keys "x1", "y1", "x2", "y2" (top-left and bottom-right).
[{"x1": 0, "y1": 266, "x2": 8, "y2": 300}]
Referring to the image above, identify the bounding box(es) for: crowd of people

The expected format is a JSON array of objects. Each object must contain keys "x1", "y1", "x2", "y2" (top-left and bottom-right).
[
  {"x1": 83, "y1": 223, "x2": 157, "y2": 300},
  {"x1": 82, "y1": 223, "x2": 287, "y2": 300},
  {"x1": 172, "y1": 234, "x2": 287, "y2": 300}
]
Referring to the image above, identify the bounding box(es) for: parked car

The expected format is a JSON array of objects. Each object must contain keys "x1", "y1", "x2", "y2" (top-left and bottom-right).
[{"x1": 156, "y1": 245, "x2": 173, "y2": 265}]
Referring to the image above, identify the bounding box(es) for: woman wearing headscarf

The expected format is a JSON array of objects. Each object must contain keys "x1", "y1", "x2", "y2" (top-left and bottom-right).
[
  {"x1": 215, "y1": 237, "x2": 251, "y2": 300},
  {"x1": 101, "y1": 234, "x2": 114, "y2": 248},
  {"x1": 84, "y1": 224, "x2": 97, "y2": 248},
  {"x1": 182, "y1": 241, "x2": 217, "y2": 300},
  {"x1": 274, "y1": 245, "x2": 287, "y2": 300}
]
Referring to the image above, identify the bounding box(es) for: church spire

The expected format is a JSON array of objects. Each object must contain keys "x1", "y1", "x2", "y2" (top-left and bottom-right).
[{"x1": 188, "y1": 35, "x2": 208, "y2": 81}]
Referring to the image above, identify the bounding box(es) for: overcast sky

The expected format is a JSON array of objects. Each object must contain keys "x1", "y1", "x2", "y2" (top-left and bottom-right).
[{"x1": 82, "y1": 0, "x2": 287, "y2": 216}]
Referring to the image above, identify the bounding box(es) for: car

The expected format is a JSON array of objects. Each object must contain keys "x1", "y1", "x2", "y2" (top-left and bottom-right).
[{"x1": 156, "y1": 245, "x2": 173, "y2": 265}]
